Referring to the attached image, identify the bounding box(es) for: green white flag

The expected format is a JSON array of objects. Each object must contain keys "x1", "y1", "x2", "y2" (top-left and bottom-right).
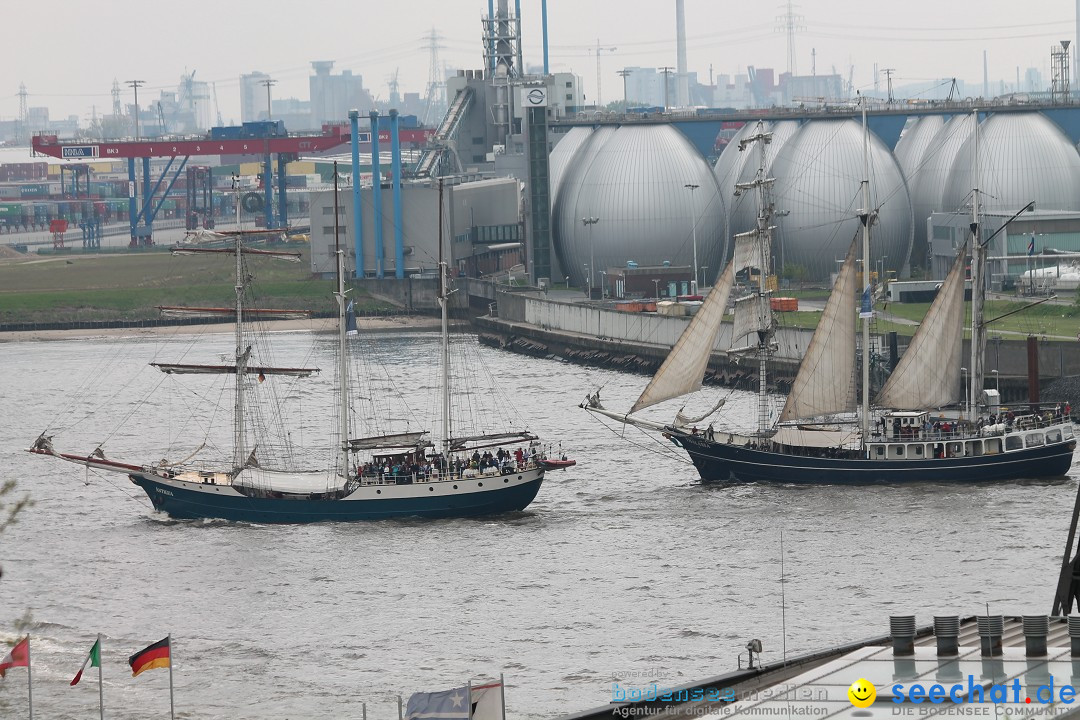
[{"x1": 70, "y1": 638, "x2": 101, "y2": 686}]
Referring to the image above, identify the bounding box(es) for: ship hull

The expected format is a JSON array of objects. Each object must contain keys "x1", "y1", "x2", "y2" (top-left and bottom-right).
[
  {"x1": 129, "y1": 469, "x2": 545, "y2": 523},
  {"x1": 670, "y1": 433, "x2": 1076, "y2": 484}
]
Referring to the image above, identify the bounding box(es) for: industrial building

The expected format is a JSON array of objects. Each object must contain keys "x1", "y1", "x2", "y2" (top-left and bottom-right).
[{"x1": 308, "y1": 175, "x2": 523, "y2": 279}]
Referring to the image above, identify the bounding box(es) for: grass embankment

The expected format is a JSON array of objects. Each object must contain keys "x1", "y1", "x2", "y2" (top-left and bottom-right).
[
  {"x1": 727, "y1": 298, "x2": 1080, "y2": 338},
  {"x1": 883, "y1": 299, "x2": 1080, "y2": 338},
  {"x1": 0, "y1": 248, "x2": 394, "y2": 324}
]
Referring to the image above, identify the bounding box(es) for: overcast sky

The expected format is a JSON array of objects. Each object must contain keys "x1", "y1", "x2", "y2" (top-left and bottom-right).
[{"x1": 2, "y1": 0, "x2": 1074, "y2": 123}]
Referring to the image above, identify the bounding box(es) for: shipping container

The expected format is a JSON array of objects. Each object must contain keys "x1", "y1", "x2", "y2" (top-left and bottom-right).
[{"x1": 770, "y1": 297, "x2": 799, "y2": 312}]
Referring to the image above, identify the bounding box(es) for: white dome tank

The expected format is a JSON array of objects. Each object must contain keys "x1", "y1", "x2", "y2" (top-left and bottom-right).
[
  {"x1": 548, "y1": 126, "x2": 594, "y2": 205},
  {"x1": 943, "y1": 112, "x2": 1080, "y2": 214},
  {"x1": 893, "y1": 115, "x2": 946, "y2": 269},
  {"x1": 552, "y1": 124, "x2": 726, "y2": 288},
  {"x1": 727, "y1": 120, "x2": 800, "y2": 250},
  {"x1": 769, "y1": 119, "x2": 913, "y2": 280},
  {"x1": 908, "y1": 114, "x2": 976, "y2": 268}
]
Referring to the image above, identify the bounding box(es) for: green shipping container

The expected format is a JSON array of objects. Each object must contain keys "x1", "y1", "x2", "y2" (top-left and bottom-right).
[{"x1": 0, "y1": 203, "x2": 22, "y2": 216}]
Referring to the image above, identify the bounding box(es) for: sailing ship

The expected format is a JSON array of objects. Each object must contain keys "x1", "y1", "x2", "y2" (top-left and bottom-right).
[
  {"x1": 30, "y1": 183, "x2": 546, "y2": 522},
  {"x1": 584, "y1": 112, "x2": 1076, "y2": 483}
]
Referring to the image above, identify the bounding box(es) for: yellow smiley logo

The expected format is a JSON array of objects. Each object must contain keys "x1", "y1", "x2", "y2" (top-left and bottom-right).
[{"x1": 848, "y1": 678, "x2": 876, "y2": 708}]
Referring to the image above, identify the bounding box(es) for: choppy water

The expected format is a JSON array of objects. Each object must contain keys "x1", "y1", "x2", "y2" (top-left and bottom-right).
[{"x1": 0, "y1": 330, "x2": 1076, "y2": 719}]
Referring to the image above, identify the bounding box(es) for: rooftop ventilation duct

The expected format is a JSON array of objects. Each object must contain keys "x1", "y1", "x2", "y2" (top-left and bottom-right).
[
  {"x1": 1023, "y1": 615, "x2": 1050, "y2": 657},
  {"x1": 891, "y1": 615, "x2": 917, "y2": 656},
  {"x1": 1069, "y1": 616, "x2": 1080, "y2": 657},
  {"x1": 934, "y1": 615, "x2": 961, "y2": 656},
  {"x1": 977, "y1": 615, "x2": 1004, "y2": 657}
]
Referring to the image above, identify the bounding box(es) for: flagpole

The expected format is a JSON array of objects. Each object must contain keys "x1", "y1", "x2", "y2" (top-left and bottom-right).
[
  {"x1": 167, "y1": 634, "x2": 174, "y2": 720},
  {"x1": 97, "y1": 634, "x2": 104, "y2": 720},
  {"x1": 500, "y1": 673, "x2": 506, "y2": 720},
  {"x1": 26, "y1": 634, "x2": 33, "y2": 720},
  {"x1": 398, "y1": 695, "x2": 403, "y2": 720},
  {"x1": 363, "y1": 702, "x2": 367, "y2": 720}
]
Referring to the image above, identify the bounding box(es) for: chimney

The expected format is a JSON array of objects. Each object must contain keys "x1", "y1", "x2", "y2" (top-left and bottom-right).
[
  {"x1": 977, "y1": 615, "x2": 1004, "y2": 657},
  {"x1": 891, "y1": 615, "x2": 917, "y2": 656},
  {"x1": 1023, "y1": 615, "x2": 1049, "y2": 657},
  {"x1": 934, "y1": 616, "x2": 960, "y2": 656}
]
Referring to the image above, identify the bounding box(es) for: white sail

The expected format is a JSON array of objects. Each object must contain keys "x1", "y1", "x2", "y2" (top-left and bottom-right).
[
  {"x1": 630, "y1": 264, "x2": 734, "y2": 413},
  {"x1": 733, "y1": 230, "x2": 770, "y2": 273},
  {"x1": 875, "y1": 243, "x2": 967, "y2": 410},
  {"x1": 731, "y1": 292, "x2": 772, "y2": 349},
  {"x1": 778, "y1": 239, "x2": 859, "y2": 422}
]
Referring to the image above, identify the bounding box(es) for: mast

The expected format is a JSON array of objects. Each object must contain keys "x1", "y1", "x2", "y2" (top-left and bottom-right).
[
  {"x1": 753, "y1": 127, "x2": 770, "y2": 435},
  {"x1": 732, "y1": 121, "x2": 775, "y2": 435},
  {"x1": 968, "y1": 110, "x2": 985, "y2": 422},
  {"x1": 859, "y1": 103, "x2": 871, "y2": 438},
  {"x1": 438, "y1": 180, "x2": 451, "y2": 457},
  {"x1": 232, "y1": 226, "x2": 246, "y2": 469},
  {"x1": 334, "y1": 162, "x2": 350, "y2": 476}
]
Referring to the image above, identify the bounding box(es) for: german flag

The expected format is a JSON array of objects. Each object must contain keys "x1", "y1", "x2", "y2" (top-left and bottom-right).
[{"x1": 129, "y1": 637, "x2": 170, "y2": 677}]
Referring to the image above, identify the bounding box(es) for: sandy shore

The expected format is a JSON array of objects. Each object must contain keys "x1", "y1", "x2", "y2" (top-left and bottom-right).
[{"x1": 0, "y1": 315, "x2": 452, "y2": 343}]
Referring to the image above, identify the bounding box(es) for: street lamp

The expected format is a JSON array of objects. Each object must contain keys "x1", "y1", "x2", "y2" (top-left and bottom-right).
[
  {"x1": 652, "y1": 278, "x2": 660, "y2": 298},
  {"x1": 583, "y1": 263, "x2": 590, "y2": 298},
  {"x1": 700, "y1": 265, "x2": 709, "y2": 291},
  {"x1": 991, "y1": 368, "x2": 999, "y2": 392},
  {"x1": 685, "y1": 183, "x2": 700, "y2": 295},
  {"x1": 582, "y1": 217, "x2": 599, "y2": 298}
]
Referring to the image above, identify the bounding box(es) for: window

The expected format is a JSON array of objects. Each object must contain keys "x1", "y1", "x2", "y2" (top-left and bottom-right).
[
  {"x1": 1005, "y1": 435, "x2": 1024, "y2": 451},
  {"x1": 985, "y1": 439, "x2": 1002, "y2": 454},
  {"x1": 914, "y1": 445, "x2": 924, "y2": 457},
  {"x1": 565, "y1": 81, "x2": 572, "y2": 88},
  {"x1": 1066, "y1": 426, "x2": 1075, "y2": 439},
  {"x1": 1047, "y1": 429, "x2": 1063, "y2": 443},
  {"x1": 891, "y1": 445, "x2": 905, "y2": 457},
  {"x1": 566, "y1": 94, "x2": 573, "y2": 101},
  {"x1": 472, "y1": 136, "x2": 484, "y2": 145},
  {"x1": 472, "y1": 154, "x2": 485, "y2": 163},
  {"x1": 874, "y1": 445, "x2": 885, "y2": 457},
  {"x1": 1026, "y1": 433, "x2": 1045, "y2": 447}
]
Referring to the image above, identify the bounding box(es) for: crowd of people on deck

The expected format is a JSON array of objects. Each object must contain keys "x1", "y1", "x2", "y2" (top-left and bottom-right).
[{"x1": 356, "y1": 445, "x2": 537, "y2": 484}]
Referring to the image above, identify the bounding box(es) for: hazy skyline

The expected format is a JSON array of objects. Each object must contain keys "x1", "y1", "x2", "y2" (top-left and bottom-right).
[{"x1": 2, "y1": 0, "x2": 1075, "y2": 124}]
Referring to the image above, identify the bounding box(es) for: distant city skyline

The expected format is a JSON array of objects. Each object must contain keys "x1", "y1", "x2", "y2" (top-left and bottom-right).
[{"x1": 1, "y1": 0, "x2": 1075, "y2": 125}]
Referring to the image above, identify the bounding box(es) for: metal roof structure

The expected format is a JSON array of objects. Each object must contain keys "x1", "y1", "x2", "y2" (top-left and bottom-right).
[{"x1": 561, "y1": 615, "x2": 1080, "y2": 720}]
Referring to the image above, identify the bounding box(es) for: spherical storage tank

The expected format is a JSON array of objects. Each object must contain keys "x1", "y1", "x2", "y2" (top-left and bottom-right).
[
  {"x1": 552, "y1": 124, "x2": 726, "y2": 288},
  {"x1": 769, "y1": 119, "x2": 913, "y2": 280},
  {"x1": 548, "y1": 126, "x2": 594, "y2": 204},
  {"x1": 942, "y1": 112, "x2": 1080, "y2": 215},
  {"x1": 725, "y1": 120, "x2": 800, "y2": 249}
]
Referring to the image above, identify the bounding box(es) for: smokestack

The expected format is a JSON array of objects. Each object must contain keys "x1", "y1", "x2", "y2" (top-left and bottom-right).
[
  {"x1": 348, "y1": 110, "x2": 365, "y2": 278},
  {"x1": 370, "y1": 110, "x2": 385, "y2": 278},
  {"x1": 676, "y1": 0, "x2": 689, "y2": 107},
  {"x1": 390, "y1": 109, "x2": 404, "y2": 280},
  {"x1": 983, "y1": 50, "x2": 989, "y2": 97}
]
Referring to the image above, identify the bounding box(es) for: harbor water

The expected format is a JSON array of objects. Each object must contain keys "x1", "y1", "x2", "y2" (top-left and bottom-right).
[{"x1": 0, "y1": 330, "x2": 1076, "y2": 719}]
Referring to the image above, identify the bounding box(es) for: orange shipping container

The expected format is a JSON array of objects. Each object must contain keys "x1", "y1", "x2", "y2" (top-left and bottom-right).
[{"x1": 770, "y1": 297, "x2": 798, "y2": 312}]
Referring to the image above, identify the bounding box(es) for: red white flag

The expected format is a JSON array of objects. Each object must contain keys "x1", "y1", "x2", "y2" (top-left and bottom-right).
[{"x1": 0, "y1": 636, "x2": 29, "y2": 678}]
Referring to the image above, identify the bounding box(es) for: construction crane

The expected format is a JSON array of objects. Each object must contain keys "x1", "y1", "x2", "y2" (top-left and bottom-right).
[
  {"x1": 157, "y1": 102, "x2": 167, "y2": 135},
  {"x1": 212, "y1": 82, "x2": 223, "y2": 126}
]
